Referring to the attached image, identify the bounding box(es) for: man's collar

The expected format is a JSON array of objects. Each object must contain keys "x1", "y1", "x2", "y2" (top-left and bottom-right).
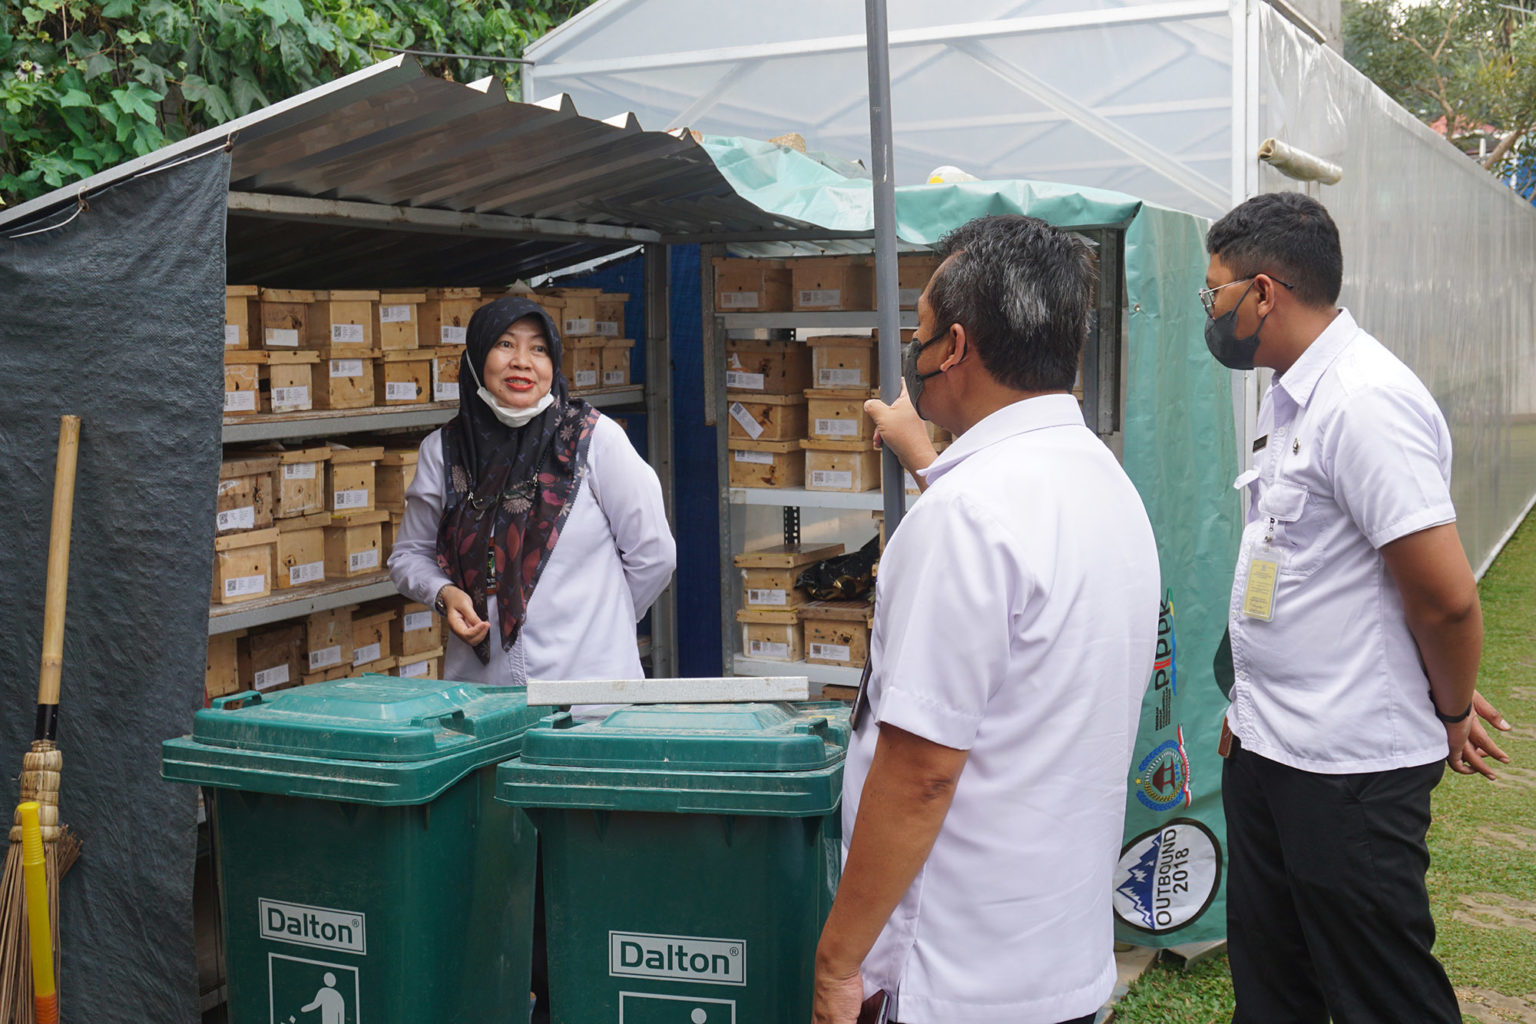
[
  {"x1": 919, "y1": 393, "x2": 1084, "y2": 486},
  {"x1": 1274, "y1": 308, "x2": 1359, "y2": 407}
]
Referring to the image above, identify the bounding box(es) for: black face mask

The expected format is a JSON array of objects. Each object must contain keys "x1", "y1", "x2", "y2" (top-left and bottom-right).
[
  {"x1": 1204, "y1": 279, "x2": 1268, "y2": 371},
  {"x1": 901, "y1": 329, "x2": 951, "y2": 420}
]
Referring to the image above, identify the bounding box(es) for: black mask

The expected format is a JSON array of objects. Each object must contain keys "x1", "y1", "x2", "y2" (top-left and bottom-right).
[
  {"x1": 901, "y1": 330, "x2": 950, "y2": 420},
  {"x1": 1204, "y1": 279, "x2": 1267, "y2": 371}
]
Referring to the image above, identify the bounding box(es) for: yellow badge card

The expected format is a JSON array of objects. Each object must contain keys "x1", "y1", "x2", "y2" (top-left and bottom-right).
[{"x1": 1242, "y1": 554, "x2": 1281, "y2": 621}]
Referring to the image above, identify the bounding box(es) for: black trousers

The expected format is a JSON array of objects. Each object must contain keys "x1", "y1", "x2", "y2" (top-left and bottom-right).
[{"x1": 1223, "y1": 738, "x2": 1459, "y2": 1024}]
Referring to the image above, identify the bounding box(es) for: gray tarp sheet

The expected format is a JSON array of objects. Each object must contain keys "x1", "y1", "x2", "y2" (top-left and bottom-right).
[{"x1": 0, "y1": 149, "x2": 228, "y2": 1023}]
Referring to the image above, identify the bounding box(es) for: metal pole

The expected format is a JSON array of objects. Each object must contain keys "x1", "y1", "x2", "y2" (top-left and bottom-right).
[{"x1": 865, "y1": 0, "x2": 906, "y2": 532}]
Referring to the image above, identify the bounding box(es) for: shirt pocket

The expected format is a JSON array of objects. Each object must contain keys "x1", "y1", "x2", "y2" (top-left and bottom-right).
[{"x1": 1256, "y1": 481, "x2": 1328, "y2": 577}]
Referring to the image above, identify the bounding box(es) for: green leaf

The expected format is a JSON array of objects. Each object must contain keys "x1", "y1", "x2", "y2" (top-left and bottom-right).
[
  {"x1": 100, "y1": 0, "x2": 136, "y2": 16},
  {"x1": 57, "y1": 87, "x2": 93, "y2": 107},
  {"x1": 82, "y1": 52, "x2": 114, "y2": 80},
  {"x1": 111, "y1": 83, "x2": 159, "y2": 122},
  {"x1": 180, "y1": 71, "x2": 235, "y2": 122},
  {"x1": 229, "y1": 73, "x2": 268, "y2": 115}
]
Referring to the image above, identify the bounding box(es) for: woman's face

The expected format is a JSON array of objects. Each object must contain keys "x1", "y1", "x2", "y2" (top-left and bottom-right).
[{"x1": 482, "y1": 316, "x2": 555, "y2": 409}]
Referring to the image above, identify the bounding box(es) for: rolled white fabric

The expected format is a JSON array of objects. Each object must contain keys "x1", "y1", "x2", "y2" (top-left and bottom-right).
[{"x1": 1258, "y1": 137, "x2": 1343, "y2": 185}]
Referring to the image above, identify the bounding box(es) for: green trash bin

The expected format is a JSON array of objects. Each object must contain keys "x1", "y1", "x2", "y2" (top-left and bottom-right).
[
  {"x1": 495, "y1": 700, "x2": 850, "y2": 1024},
  {"x1": 162, "y1": 675, "x2": 544, "y2": 1024}
]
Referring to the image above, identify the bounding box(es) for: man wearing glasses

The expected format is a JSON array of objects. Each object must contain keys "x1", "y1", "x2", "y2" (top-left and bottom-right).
[{"x1": 1200, "y1": 192, "x2": 1508, "y2": 1022}]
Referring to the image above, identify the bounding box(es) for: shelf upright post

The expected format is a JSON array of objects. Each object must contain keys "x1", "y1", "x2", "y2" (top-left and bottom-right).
[
  {"x1": 703, "y1": 246, "x2": 738, "y2": 677},
  {"x1": 644, "y1": 242, "x2": 677, "y2": 678}
]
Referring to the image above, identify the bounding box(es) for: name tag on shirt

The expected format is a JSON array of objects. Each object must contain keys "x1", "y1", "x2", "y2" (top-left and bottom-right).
[{"x1": 1242, "y1": 550, "x2": 1283, "y2": 620}]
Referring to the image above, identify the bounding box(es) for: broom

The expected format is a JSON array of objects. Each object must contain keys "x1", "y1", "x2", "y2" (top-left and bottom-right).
[{"x1": 0, "y1": 416, "x2": 83, "y2": 1024}]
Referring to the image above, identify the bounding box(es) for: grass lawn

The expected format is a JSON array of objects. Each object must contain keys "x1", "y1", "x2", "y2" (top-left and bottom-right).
[{"x1": 1111, "y1": 511, "x2": 1536, "y2": 1024}]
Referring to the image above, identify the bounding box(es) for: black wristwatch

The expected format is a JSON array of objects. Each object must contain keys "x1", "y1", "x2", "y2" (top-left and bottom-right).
[{"x1": 1431, "y1": 694, "x2": 1473, "y2": 723}]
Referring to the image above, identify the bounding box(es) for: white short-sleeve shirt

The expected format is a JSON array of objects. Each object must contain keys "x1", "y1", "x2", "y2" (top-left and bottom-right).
[
  {"x1": 1226, "y1": 309, "x2": 1456, "y2": 773},
  {"x1": 846, "y1": 395, "x2": 1161, "y2": 1024}
]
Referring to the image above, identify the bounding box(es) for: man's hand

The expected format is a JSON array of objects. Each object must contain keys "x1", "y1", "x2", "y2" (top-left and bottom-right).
[
  {"x1": 438, "y1": 584, "x2": 490, "y2": 646},
  {"x1": 810, "y1": 963, "x2": 865, "y2": 1024},
  {"x1": 1445, "y1": 715, "x2": 1477, "y2": 776},
  {"x1": 865, "y1": 381, "x2": 938, "y2": 484},
  {"x1": 1454, "y1": 690, "x2": 1514, "y2": 780}
]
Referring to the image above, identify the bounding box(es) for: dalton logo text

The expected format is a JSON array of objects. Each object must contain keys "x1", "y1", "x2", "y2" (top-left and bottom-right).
[
  {"x1": 259, "y1": 898, "x2": 367, "y2": 955},
  {"x1": 609, "y1": 931, "x2": 745, "y2": 986}
]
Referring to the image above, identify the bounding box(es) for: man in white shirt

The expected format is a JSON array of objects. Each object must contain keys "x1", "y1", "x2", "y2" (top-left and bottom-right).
[
  {"x1": 1201, "y1": 192, "x2": 1507, "y2": 1022},
  {"x1": 811, "y1": 215, "x2": 1161, "y2": 1024}
]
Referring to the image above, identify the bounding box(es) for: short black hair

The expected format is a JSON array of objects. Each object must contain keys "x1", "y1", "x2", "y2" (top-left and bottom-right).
[
  {"x1": 927, "y1": 214, "x2": 1094, "y2": 393},
  {"x1": 1205, "y1": 192, "x2": 1341, "y2": 307}
]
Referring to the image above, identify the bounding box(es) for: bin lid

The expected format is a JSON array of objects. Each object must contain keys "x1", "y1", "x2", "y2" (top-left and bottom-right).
[{"x1": 518, "y1": 701, "x2": 849, "y2": 773}]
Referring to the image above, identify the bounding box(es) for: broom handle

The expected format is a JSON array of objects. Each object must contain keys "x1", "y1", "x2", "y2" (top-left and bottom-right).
[{"x1": 35, "y1": 415, "x2": 80, "y2": 741}]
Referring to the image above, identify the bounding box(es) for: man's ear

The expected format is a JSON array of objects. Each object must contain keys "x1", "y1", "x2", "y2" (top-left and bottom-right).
[
  {"x1": 940, "y1": 323, "x2": 967, "y2": 372},
  {"x1": 1254, "y1": 274, "x2": 1280, "y2": 318}
]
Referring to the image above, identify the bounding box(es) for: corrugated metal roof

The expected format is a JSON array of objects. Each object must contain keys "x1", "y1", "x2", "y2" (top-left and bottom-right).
[{"x1": 1, "y1": 56, "x2": 862, "y2": 286}]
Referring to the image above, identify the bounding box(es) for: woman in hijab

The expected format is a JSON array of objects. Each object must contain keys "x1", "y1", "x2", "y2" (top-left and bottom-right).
[{"x1": 389, "y1": 296, "x2": 675, "y2": 686}]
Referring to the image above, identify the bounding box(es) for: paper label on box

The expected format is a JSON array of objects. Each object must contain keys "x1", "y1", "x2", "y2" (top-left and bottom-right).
[
  {"x1": 403, "y1": 611, "x2": 432, "y2": 633},
  {"x1": 729, "y1": 402, "x2": 765, "y2": 440},
  {"x1": 595, "y1": 320, "x2": 620, "y2": 337},
  {"x1": 308, "y1": 645, "x2": 342, "y2": 671},
  {"x1": 725, "y1": 371, "x2": 765, "y2": 390},
  {"x1": 217, "y1": 480, "x2": 238, "y2": 496},
  {"x1": 264, "y1": 327, "x2": 299, "y2": 347},
  {"x1": 379, "y1": 304, "x2": 412, "y2": 324},
  {"x1": 216, "y1": 506, "x2": 256, "y2": 532},
  {"x1": 385, "y1": 381, "x2": 417, "y2": 402},
  {"x1": 603, "y1": 370, "x2": 627, "y2": 387},
  {"x1": 349, "y1": 549, "x2": 379, "y2": 573},
  {"x1": 816, "y1": 417, "x2": 859, "y2": 437},
  {"x1": 810, "y1": 642, "x2": 852, "y2": 662},
  {"x1": 899, "y1": 287, "x2": 921, "y2": 306},
  {"x1": 224, "y1": 574, "x2": 265, "y2": 599},
  {"x1": 575, "y1": 370, "x2": 598, "y2": 388},
  {"x1": 720, "y1": 290, "x2": 759, "y2": 309},
  {"x1": 565, "y1": 318, "x2": 595, "y2": 335},
  {"x1": 330, "y1": 359, "x2": 364, "y2": 378},
  {"x1": 818, "y1": 368, "x2": 866, "y2": 388},
  {"x1": 399, "y1": 659, "x2": 430, "y2": 678},
  {"x1": 271, "y1": 385, "x2": 310, "y2": 410},
  {"x1": 747, "y1": 588, "x2": 787, "y2": 606},
  {"x1": 352, "y1": 642, "x2": 381, "y2": 667},
  {"x1": 224, "y1": 389, "x2": 256, "y2": 412},
  {"x1": 253, "y1": 664, "x2": 290, "y2": 690},
  {"x1": 289, "y1": 560, "x2": 324, "y2": 586},
  {"x1": 812, "y1": 469, "x2": 854, "y2": 489},
  {"x1": 224, "y1": 324, "x2": 241, "y2": 347},
  {"x1": 748, "y1": 639, "x2": 790, "y2": 659},
  {"x1": 798, "y1": 288, "x2": 841, "y2": 307},
  {"x1": 331, "y1": 323, "x2": 365, "y2": 344},
  {"x1": 333, "y1": 489, "x2": 369, "y2": 511},
  {"x1": 434, "y1": 382, "x2": 460, "y2": 402},
  {"x1": 283, "y1": 462, "x2": 318, "y2": 480},
  {"x1": 440, "y1": 325, "x2": 467, "y2": 345},
  {"x1": 734, "y1": 449, "x2": 774, "y2": 465}
]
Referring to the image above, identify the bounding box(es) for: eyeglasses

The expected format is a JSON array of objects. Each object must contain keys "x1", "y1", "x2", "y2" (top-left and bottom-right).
[{"x1": 1198, "y1": 275, "x2": 1293, "y2": 317}]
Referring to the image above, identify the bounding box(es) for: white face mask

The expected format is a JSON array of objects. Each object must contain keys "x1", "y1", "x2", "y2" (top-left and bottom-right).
[{"x1": 466, "y1": 358, "x2": 554, "y2": 427}]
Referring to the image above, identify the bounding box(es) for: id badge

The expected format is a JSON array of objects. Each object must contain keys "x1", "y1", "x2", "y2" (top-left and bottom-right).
[{"x1": 1241, "y1": 546, "x2": 1285, "y2": 621}]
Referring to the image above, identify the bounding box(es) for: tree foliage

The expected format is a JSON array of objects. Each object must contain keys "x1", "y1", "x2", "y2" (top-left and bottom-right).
[
  {"x1": 1344, "y1": 0, "x2": 1536, "y2": 175},
  {"x1": 0, "y1": 0, "x2": 591, "y2": 205}
]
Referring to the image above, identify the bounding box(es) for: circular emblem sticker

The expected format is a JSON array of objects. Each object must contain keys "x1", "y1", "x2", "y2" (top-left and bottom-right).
[
  {"x1": 1134, "y1": 733, "x2": 1191, "y2": 812},
  {"x1": 1112, "y1": 818, "x2": 1222, "y2": 934}
]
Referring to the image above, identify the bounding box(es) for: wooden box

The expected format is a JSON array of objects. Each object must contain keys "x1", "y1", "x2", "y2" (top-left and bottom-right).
[
  {"x1": 792, "y1": 255, "x2": 874, "y2": 311},
  {"x1": 306, "y1": 290, "x2": 379, "y2": 349},
  {"x1": 375, "y1": 291, "x2": 425, "y2": 350},
  {"x1": 532, "y1": 293, "x2": 566, "y2": 332},
  {"x1": 382, "y1": 513, "x2": 403, "y2": 566},
  {"x1": 561, "y1": 336, "x2": 604, "y2": 391},
  {"x1": 733, "y1": 543, "x2": 844, "y2": 610},
  {"x1": 727, "y1": 393, "x2": 807, "y2": 442},
  {"x1": 809, "y1": 336, "x2": 879, "y2": 391},
  {"x1": 312, "y1": 349, "x2": 378, "y2": 410},
  {"x1": 728, "y1": 439, "x2": 804, "y2": 488},
  {"x1": 272, "y1": 445, "x2": 330, "y2": 519},
  {"x1": 263, "y1": 351, "x2": 320, "y2": 413},
  {"x1": 712, "y1": 257, "x2": 792, "y2": 312},
  {"x1": 725, "y1": 338, "x2": 812, "y2": 395},
  {"x1": 801, "y1": 439, "x2": 880, "y2": 492},
  {"x1": 393, "y1": 601, "x2": 442, "y2": 658},
  {"x1": 898, "y1": 252, "x2": 940, "y2": 309},
  {"x1": 213, "y1": 526, "x2": 277, "y2": 604},
  {"x1": 806, "y1": 388, "x2": 876, "y2": 442},
  {"x1": 351, "y1": 656, "x2": 396, "y2": 677},
  {"x1": 423, "y1": 287, "x2": 481, "y2": 346},
  {"x1": 240, "y1": 622, "x2": 305, "y2": 692},
  {"x1": 375, "y1": 349, "x2": 433, "y2": 405},
  {"x1": 801, "y1": 600, "x2": 875, "y2": 667},
  {"x1": 206, "y1": 633, "x2": 243, "y2": 701},
  {"x1": 276, "y1": 512, "x2": 328, "y2": 590},
  {"x1": 350, "y1": 606, "x2": 396, "y2": 669},
  {"x1": 601, "y1": 339, "x2": 634, "y2": 388},
  {"x1": 594, "y1": 294, "x2": 628, "y2": 338},
  {"x1": 431, "y1": 347, "x2": 462, "y2": 403},
  {"x1": 327, "y1": 445, "x2": 383, "y2": 513},
  {"x1": 325, "y1": 509, "x2": 389, "y2": 578},
  {"x1": 376, "y1": 449, "x2": 418, "y2": 516},
  {"x1": 225, "y1": 286, "x2": 259, "y2": 350},
  {"x1": 258, "y1": 288, "x2": 315, "y2": 350},
  {"x1": 217, "y1": 454, "x2": 278, "y2": 535},
  {"x1": 223, "y1": 352, "x2": 262, "y2": 417},
  {"x1": 737, "y1": 607, "x2": 802, "y2": 662},
  {"x1": 301, "y1": 665, "x2": 353, "y2": 686},
  {"x1": 395, "y1": 648, "x2": 444, "y2": 680},
  {"x1": 544, "y1": 288, "x2": 602, "y2": 337},
  {"x1": 303, "y1": 605, "x2": 354, "y2": 674}
]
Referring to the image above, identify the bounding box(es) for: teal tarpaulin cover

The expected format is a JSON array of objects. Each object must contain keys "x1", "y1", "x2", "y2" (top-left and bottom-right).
[{"x1": 703, "y1": 136, "x2": 1244, "y2": 946}]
